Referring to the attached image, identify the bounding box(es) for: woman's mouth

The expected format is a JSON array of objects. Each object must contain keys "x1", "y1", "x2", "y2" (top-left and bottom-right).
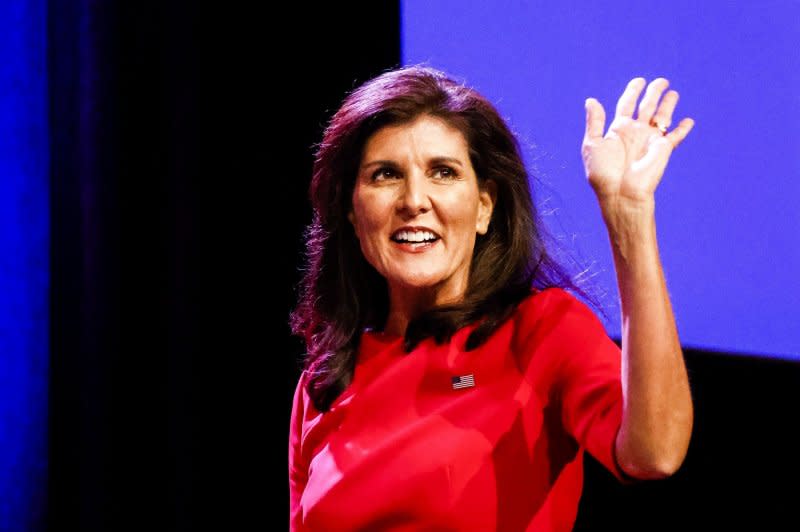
[{"x1": 390, "y1": 228, "x2": 441, "y2": 251}]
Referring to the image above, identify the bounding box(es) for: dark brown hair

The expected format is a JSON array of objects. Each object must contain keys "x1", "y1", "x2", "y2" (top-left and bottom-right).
[{"x1": 292, "y1": 65, "x2": 596, "y2": 411}]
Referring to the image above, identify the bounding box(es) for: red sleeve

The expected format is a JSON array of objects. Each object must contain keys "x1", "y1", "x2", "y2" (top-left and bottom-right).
[
  {"x1": 544, "y1": 289, "x2": 628, "y2": 481},
  {"x1": 288, "y1": 371, "x2": 308, "y2": 530}
]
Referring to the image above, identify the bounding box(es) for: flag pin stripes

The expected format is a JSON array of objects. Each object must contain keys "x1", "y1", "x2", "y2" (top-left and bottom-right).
[{"x1": 451, "y1": 374, "x2": 475, "y2": 390}]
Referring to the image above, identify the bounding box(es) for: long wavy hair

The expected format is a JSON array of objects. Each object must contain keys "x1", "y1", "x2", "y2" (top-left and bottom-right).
[{"x1": 292, "y1": 65, "x2": 597, "y2": 412}]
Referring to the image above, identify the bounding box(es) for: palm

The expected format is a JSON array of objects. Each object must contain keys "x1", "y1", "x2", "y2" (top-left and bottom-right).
[{"x1": 582, "y1": 78, "x2": 694, "y2": 205}]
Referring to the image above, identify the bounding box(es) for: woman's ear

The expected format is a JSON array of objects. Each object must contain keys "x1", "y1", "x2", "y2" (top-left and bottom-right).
[
  {"x1": 348, "y1": 210, "x2": 359, "y2": 239},
  {"x1": 476, "y1": 179, "x2": 497, "y2": 235}
]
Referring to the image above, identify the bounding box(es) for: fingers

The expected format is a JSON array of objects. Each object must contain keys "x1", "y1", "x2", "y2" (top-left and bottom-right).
[
  {"x1": 606, "y1": 76, "x2": 694, "y2": 147},
  {"x1": 584, "y1": 98, "x2": 606, "y2": 141},
  {"x1": 650, "y1": 90, "x2": 679, "y2": 130},
  {"x1": 665, "y1": 117, "x2": 695, "y2": 148},
  {"x1": 615, "y1": 77, "x2": 646, "y2": 119},
  {"x1": 636, "y1": 78, "x2": 670, "y2": 123}
]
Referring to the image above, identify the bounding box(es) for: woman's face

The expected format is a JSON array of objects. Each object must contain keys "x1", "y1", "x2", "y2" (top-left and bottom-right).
[{"x1": 349, "y1": 115, "x2": 495, "y2": 304}]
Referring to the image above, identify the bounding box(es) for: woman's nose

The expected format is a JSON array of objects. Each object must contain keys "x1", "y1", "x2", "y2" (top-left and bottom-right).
[{"x1": 397, "y1": 173, "x2": 431, "y2": 216}]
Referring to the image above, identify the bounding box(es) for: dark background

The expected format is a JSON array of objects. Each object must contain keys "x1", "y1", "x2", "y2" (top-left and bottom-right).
[{"x1": 47, "y1": 2, "x2": 799, "y2": 530}]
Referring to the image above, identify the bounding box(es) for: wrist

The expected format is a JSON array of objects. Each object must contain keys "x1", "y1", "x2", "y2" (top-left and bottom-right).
[
  {"x1": 598, "y1": 194, "x2": 656, "y2": 220},
  {"x1": 600, "y1": 197, "x2": 658, "y2": 261}
]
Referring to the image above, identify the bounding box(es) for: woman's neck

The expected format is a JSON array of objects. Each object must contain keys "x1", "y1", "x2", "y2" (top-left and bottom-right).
[{"x1": 383, "y1": 283, "x2": 465, "y2": 336}]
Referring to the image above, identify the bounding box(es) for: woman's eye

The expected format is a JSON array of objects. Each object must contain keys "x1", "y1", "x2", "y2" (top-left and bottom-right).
[
  {"x1": 433, "y1": 166, "x2": 457, "y2": 179},
  {"x1": 371, "y1": 168, "x2": 398, "y2": 180}
]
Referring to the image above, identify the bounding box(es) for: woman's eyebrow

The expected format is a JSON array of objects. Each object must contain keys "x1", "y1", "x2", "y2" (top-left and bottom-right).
[
  {"x1": 428, "y1": 156, "x2": 463, "y2": 168},
  {"x1": 360, "y1": 159, "x2": 399, "y2": 170},
  {"x1": 360, "y1": 156, "x2": 464, "y2": 169}
]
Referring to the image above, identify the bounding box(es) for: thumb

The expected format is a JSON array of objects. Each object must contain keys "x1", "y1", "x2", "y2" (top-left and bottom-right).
[{"x1": 584, "y1": 98, "x2": 606, "y2": 142}]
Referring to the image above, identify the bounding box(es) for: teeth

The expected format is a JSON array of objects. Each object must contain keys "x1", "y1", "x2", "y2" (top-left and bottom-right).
[{"x1": 394, "y1": 230, "x2": 437, "y2": 243}]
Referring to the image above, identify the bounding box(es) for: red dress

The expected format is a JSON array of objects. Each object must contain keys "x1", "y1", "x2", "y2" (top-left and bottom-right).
[{"x1": 289, "y1": 288, "x2": 625, "y2": 531}]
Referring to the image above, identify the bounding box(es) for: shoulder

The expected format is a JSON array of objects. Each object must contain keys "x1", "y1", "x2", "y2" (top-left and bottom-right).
[
  {"x1": 290, "y1": 369, "x2": 312, "y2": 418},
  {"x1": 511, "y1": 287, "x2": 610, "y2": 353},
  {"x1": 514, "y1": 287, "x2": 600, "y2": 326},
  {"x1": 291, "y1": 369, "x2": 305, "y2": 399}
]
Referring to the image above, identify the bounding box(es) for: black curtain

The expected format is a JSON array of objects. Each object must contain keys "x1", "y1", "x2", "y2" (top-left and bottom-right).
[{"x1": 48, "y1": 2, "x2": 400, "y2": 530}]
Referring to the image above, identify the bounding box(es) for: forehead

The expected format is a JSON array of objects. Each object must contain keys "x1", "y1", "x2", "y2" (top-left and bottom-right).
[{"x1": 361, "y1": 115, "x2": 468, "y2": 158}]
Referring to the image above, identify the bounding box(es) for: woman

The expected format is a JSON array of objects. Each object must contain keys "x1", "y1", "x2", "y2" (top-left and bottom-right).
[{"x1": 289, "y1": 65, "x2": 693, "y2": 530}]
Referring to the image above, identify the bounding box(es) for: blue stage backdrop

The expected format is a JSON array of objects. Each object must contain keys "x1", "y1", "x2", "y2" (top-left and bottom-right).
[
  {"x1": 402, "y1": 0, "x2": 799, "y2": 360},
  {"x1": 0, "y1": 0, "x2": 49, "y2": 529}
]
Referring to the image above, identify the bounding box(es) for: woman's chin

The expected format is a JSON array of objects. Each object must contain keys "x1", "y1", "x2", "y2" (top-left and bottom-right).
[
  {"x1": 389, "y1": 273, "x2": 462, "y2": 297},
  {"x1": 394, "y1": 276, "x2": 440, "y2": 290}
]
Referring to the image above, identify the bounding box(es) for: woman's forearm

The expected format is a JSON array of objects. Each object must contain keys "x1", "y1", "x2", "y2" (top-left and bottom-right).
[{"x1": 602, "y1": 198, "x2": 693, "y2": 479}]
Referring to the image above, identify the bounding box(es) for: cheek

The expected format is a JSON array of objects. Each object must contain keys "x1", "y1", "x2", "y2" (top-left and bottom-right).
[
  {"x1": 450, "y1": 195, "x2": 483, "y2": 235},
  {"x1": 351, "y1": 198, "x2": 385, "y2": 241}
]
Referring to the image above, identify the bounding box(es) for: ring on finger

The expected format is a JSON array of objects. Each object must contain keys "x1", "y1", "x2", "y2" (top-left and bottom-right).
[{"x1": 649, "y1": 118, "x2": 668, "y2": 136}]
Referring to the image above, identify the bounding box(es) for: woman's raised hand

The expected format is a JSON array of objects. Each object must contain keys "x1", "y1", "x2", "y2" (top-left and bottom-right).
[{"x1": 581, "y1": 77, "x2": 694, "y2": 209}]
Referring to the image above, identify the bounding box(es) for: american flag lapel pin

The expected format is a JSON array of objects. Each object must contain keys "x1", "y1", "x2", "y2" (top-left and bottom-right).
[{"x1": 451, "y1": 373, "x2": 475, "y2": 390}]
